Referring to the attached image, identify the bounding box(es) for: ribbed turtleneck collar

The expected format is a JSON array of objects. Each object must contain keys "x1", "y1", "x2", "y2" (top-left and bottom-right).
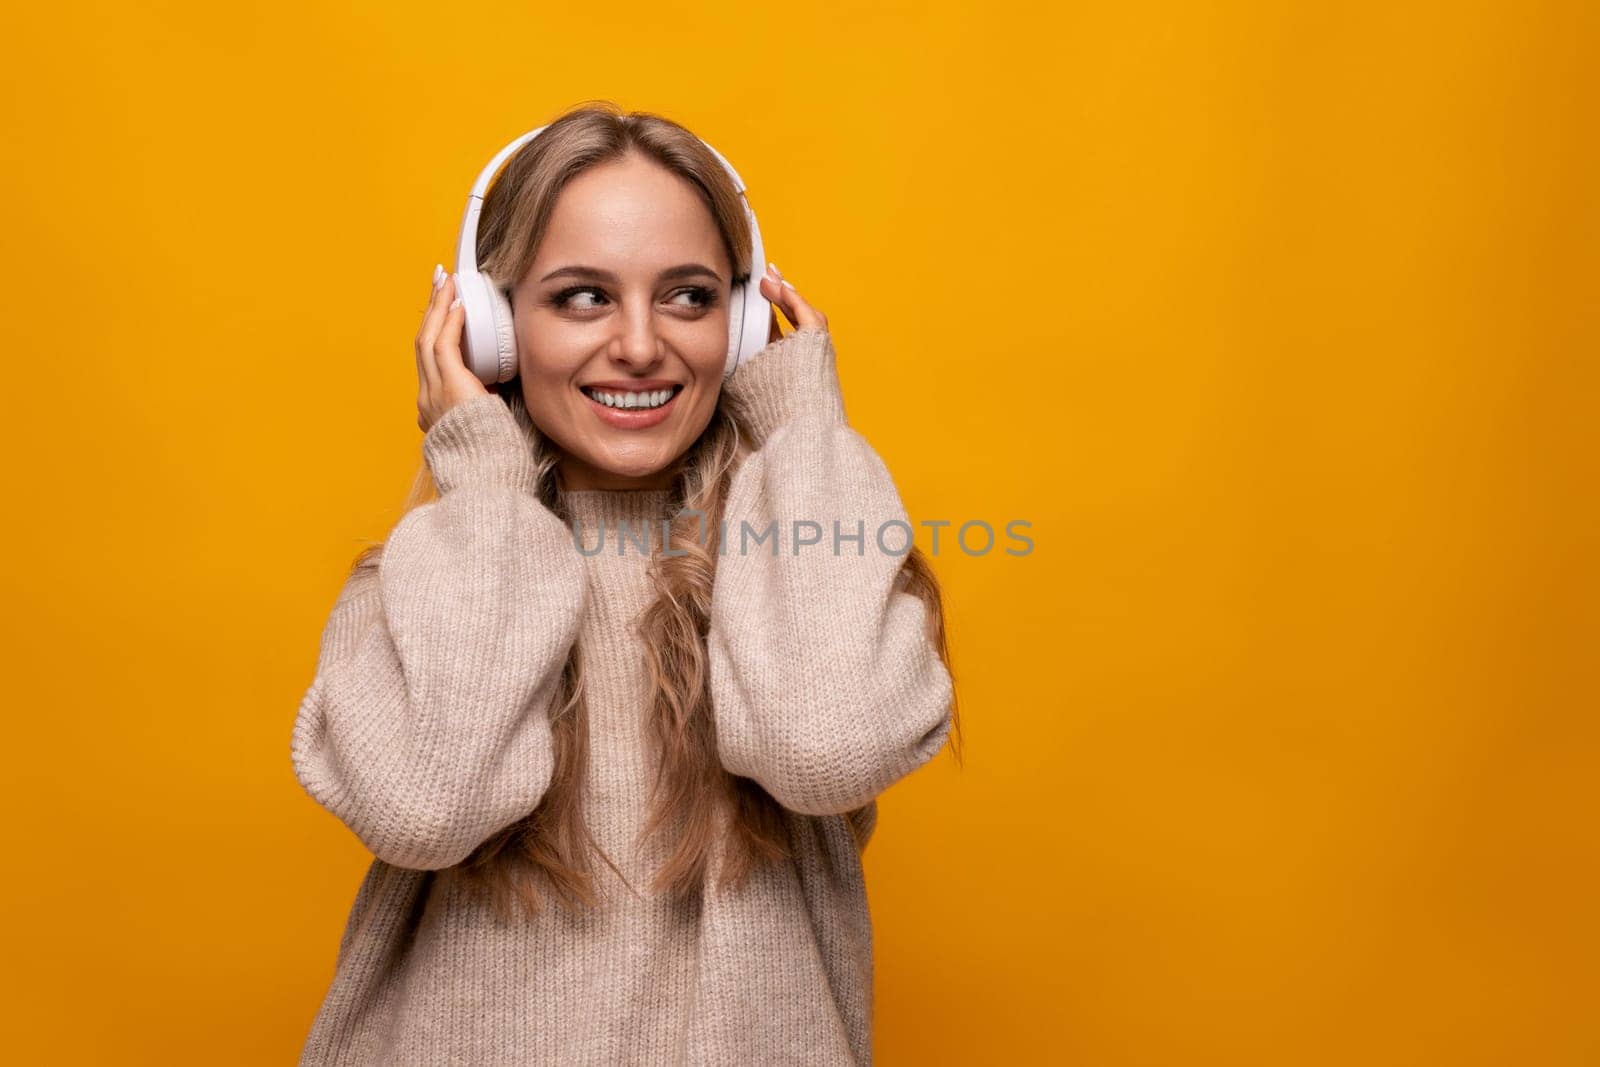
[{"x1": 560, "y1": 488, "x2": 675, "y2": 557}]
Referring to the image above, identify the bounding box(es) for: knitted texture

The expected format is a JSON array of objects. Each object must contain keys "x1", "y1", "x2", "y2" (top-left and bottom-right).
[{"x1": 290, "y1": 325, "x2": 954, "y2": 1064}]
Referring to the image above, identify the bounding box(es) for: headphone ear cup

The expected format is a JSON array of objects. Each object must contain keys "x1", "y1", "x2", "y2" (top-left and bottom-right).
[
  {"x1": 724, "y1": 282, "x2": 745, "y2": 378},
  {"x1": 457, "y1": 270, "x2": 515, "y2": 384},
  {"x1": 486, "y1": 284, "x2": 517, "y2": 383}
]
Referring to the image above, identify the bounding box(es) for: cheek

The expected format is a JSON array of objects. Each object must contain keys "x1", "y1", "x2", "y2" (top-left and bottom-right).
[
  {"x1": 679, "y1": 383, "x2": 725, "y2": 440},
  {"x1": 515, "y1": 353, "x2": 584, "y2": 440},
  {"x1": 516, "y1": 333, "x2": 583, "y2": 390},
  {"x1": 687, "y1": 340, "x2": 729, "y2": 381},
  {"x1": 514, "y1": 316, "x2": 563, "y2": 375}
]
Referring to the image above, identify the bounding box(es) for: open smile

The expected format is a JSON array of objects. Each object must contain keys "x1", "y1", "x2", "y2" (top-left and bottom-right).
[{"x1": 578, "y1": 382, "x2": 685, "y2": 429}]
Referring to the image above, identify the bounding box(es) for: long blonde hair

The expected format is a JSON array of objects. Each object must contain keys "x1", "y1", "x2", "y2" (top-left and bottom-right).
[{"x1": 351, "y1": 100, "x2": 962, "y2": 920}]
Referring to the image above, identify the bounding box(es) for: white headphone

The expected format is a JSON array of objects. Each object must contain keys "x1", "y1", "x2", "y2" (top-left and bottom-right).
[{"x1": 453, "y1": 123, "x2": 774, "y2": 385}]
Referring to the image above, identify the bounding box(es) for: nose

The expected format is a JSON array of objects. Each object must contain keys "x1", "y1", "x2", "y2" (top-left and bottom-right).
[{"x1": 606, "y1": 298, "x2": 664, "y2": 372}]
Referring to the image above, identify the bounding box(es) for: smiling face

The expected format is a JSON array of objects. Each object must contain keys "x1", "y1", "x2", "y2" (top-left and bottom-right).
[{"x1": 509, "y1": 151, "x2": 733, "y2": 491}]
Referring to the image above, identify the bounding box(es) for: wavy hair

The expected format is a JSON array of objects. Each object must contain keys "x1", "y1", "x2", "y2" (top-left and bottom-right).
[{"x1": 349, "y1": 101, "x2": 962, "y2": 921}]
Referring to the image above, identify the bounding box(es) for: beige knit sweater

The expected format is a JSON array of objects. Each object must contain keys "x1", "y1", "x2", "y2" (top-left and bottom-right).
[{"x1": 290, "y1": 325, "x2": 954, "y2": 1065}]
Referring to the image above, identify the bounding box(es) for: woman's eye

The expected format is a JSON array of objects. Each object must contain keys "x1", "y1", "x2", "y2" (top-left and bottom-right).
[
  {"x1": 552, "y1": 285, "x2": 717, "y2": 312},
  {"x1": 554, "y1": 286, "x2": 607, "y2": 311},
  {"x1": 669, "y1": 287, "x2": 716, "y2": 310}
]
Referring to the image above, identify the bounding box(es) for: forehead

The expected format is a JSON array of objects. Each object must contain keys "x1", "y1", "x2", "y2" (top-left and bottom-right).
[{"x1": 534, "y1": 153, "x2": 729, "y2": 275}]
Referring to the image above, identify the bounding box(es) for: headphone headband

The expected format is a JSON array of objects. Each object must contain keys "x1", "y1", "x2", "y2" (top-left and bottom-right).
[{"x1": 455, "y1": 124, "x2": 550, "y2": 274}]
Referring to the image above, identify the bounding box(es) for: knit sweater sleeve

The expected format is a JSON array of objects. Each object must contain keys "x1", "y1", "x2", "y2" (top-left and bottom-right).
[
  {"x1": 290, "y1": 394, "x2": 587, "y2": 871},
  {"x1": 706, "y1": 326, "x2": 954, "y2": 817}
]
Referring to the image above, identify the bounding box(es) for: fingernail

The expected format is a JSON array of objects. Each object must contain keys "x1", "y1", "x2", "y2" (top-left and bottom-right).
[
  {"x1": 781, "y1": 279, "x2": 796, "y2": 290},
  {"x1": 767, "y1": 262, "x2": 782, "y2": 279},
  {"x1": 449, "y1": 295, "x2": 462, "y2": 310},
  {"x1": 433, "y1": 264, "x2": 445, "y2": 289}
]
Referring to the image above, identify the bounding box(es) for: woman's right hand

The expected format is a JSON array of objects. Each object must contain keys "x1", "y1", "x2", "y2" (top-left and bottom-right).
[{"x1": 415, "y1": 264, "x2": 490, "y2": 433}]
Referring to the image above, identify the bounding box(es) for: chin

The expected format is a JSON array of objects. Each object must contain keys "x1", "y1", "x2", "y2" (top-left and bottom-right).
[{"x1": 589, "y1": 446, "x2": 678, "y2": 482}]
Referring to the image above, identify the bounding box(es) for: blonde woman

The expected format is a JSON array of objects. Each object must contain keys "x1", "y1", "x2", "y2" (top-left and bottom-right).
[{"x1": 290, "y1": 102, "x2": 961, "y2": 1065}]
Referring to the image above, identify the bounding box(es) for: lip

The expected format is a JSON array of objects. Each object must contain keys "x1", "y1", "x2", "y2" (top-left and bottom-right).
[
  {"x1": 580, "y1": 383, "x2": 683, "y2": 430},
  {"x1": 582, "y1": 378, "x2": 681, "y2": 391}
]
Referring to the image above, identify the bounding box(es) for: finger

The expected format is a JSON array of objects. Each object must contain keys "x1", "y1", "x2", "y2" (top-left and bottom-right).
[
  {"x1": 433, "y1": 289, "x2": 480, "y2": 394},
  {"x1": 759, "y1": 270, "x2": 827, "y2": 331},
  {"x1": 415, "y1": 264, "x2": 450, "y2": 348},
  {"x1": 757, "y1": 267, "x2": 790, "y2": 327},
  {"x1": 416, "y1": 272, "x2": 450, "y2": 396},
  {"x1": 417, "y1": 272, "x2": 457, "y2": 395},
  {"x1": 416, "y1": 264, "x2": 447, "y2": 390}
]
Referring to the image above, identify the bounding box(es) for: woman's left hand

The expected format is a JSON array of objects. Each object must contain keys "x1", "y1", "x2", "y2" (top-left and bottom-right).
[{"x1": 759, "y1": 263, "x2": 828, "y2": 342}]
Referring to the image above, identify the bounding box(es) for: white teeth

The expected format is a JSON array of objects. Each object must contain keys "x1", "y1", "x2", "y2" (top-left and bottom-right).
[{"x1": 587, "y1": 387, "x2": 675, "y2": 410}]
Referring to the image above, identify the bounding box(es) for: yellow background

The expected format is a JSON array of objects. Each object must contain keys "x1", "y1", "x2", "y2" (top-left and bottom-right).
[{"x1": 3, "y1": 1, "x2": 1595, "y2": 1062}]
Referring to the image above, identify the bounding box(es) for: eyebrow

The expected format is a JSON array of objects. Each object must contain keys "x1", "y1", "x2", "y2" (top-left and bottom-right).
[{"x1": 539, "y1": 263, "x2": 724, "y2": 285}]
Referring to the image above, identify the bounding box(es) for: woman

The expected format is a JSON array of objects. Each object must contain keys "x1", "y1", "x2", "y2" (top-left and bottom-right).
[{"x1": 290, "y1": 102, "x2": 961, "y2": 1065}]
